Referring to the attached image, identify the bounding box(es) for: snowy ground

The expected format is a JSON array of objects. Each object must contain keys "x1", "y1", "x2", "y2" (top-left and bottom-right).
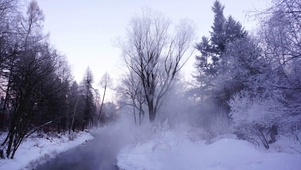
[
  {"x1": 1, "y1": 117, "x2": 300, "y2": 170},
  {"x1": 117, "y1": 124, "x2": 301, "y2": 170},
  {"x1": 0, "y1": 131, "x2": 94, "y2": 170}
]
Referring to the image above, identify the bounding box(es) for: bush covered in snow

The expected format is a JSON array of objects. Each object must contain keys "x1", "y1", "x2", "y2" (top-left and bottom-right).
[
  {"x1": 117, "y1": 122, "x2": 301, "y2": 170},
  {"x1": 229, "y1": 91, "x2": 301, "y2": 149}
]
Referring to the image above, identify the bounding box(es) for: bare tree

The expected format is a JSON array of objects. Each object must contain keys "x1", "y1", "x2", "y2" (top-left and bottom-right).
[
  {"x1": 98, "y1": 72, "x2": 112, "y2": 122},
  {"x1": 0, "y1": 0, "x2": 19, "y2": 130},
  {"x1": 258, "y1": 0, "x2": 301, "y2": 65},
  {"x1": 119, "y1": 71, "x2": 145, "y2": 125},
  {"x1": 257, "y1": 0, "x2": 301, "y2": 109},
  {"x1": 120, "y1": 9, "x2": 194, "y2": 122},
  {"x1": 0, "y1": 0, "x2": 71, "y2": 158}
]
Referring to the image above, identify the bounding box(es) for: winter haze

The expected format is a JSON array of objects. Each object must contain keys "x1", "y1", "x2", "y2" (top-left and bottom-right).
[{"x1": 0, "y1": 0, "x2": 301, "y2": 170}]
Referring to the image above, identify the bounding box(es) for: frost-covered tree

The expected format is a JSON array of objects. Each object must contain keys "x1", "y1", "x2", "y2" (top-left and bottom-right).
[
  {"x1": 120, "y1": 9, "x2": 194, "y2": 122},
  {"x1": 81, "y1": 67, "x2": 96, "y2": 129},
  {"x1": 229, "y1": 92, "x2": 282, "y2": 149},
  {"x1": 0, "y1": 0, "x2": 19, "y2": 131},
  {"x1": 0, "y1": 0, "x2": 81, "y2": 159},
  {"x1": 260, "y1": 0, "x2": 300, "y2": 62},
  {"x1": 224, "y1": 37, "x2": 270, "y2": 97},
  {"x1": 228, "y1": 0, "x2": 301, "y2": 148},
  {"x1": 0, "y1": 0, "x2": 51, "y2": 158},
  {"x1": 195, "y1": 0, "x2": 247, "y2": 113},
  {"x1": 257, "y1": 0, "x2": 301, "y2": 114},
  {"x1": 118, "y1": 70, "x2": 146, "y2": 125}
]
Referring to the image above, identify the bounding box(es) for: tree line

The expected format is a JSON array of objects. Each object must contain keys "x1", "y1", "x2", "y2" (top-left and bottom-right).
[
  {"x1": 193, "y1": 0, "x2": 301, "y2": 149},
  {"x1": 0, "y1": 0, "x2": 116, "y2": 159},
  {"x1": 1, "y1": 0, "x2": 300, "y2": 159},
  {"x1": 117, "y1": 0, "x2": 301, "y2": 149}
]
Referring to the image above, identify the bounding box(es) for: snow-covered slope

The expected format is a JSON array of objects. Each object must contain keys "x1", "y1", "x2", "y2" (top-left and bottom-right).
[
  {"x1": 117, "y1": 128, "x2": 301, "y2": 170},
  {"x1": 0, "y1": 131, "x2": 93, "y2": 170}
]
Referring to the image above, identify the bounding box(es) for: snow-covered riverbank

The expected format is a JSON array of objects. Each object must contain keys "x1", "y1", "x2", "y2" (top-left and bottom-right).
[
  {"x1": 117, "y1": 125, "x2": 301, "y2": 170},
  {"x1": 2, "y1": 118, "x2": 300, "y2": 170},
  {"x1": 0, "y1": 131, "x2": 94, "y2": 170}
]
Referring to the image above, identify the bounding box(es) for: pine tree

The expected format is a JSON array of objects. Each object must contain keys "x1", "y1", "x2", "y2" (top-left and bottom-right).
[
  {"x1": 81, "y1": 67, "x2": 96, "y2": 129},
  {"x1": 210, "y1": 0, "x2": 226, "y2": 54},
  {"x1": 195, "y1": 0, "x2": 247, "y2": 113},
  {"x1": 196, "y1": 1, "x2": 246, "y2": 79}
]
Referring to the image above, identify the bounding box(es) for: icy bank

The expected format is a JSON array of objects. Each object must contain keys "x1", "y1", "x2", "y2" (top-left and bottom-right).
[
  {"x1": 117, "y1": 129, "x2": 301, "y2": 170},
  {"x1": 0, "y1": 131, "x2": 94, "y2": 170}
]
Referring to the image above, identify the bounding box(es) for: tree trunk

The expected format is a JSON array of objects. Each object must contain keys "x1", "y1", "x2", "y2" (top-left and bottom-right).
[
  {"x1": 138, "y1": 102, "x2": 144, "y2": 125},
  {"x1": 133, "y1": 105, "x2": 137, "y2": 125},
  {"x1": 148, "y1": 101, "x2": 156, "y2": 122},
  {"x1": 70, "y1": 96, "x2": 79, "y2": 134},
  {"x1": 98, "y1": 85, "x2": 106, "y2": 122}
]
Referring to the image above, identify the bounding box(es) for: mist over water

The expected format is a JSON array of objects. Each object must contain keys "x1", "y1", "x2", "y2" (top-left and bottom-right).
[
  {"x1": 36, "y1": 114, "x2": 139, "y2": 170},
  {"x1": 36, "y1": 80, "x2": 219, "y2": 170}
]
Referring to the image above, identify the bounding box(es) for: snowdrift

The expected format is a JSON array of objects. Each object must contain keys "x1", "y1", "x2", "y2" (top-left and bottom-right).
[
  {"x1": 0, "y1": 131, "x2": 93, "y2": 170},
  {"x1": 117, "y1": 127, "x2": 301, "y2": 170}
]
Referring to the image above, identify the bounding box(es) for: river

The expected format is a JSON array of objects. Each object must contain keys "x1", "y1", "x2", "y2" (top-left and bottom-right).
[
  {"x1": 36, "y1": 129, "x2": 126, "y2": 170},
  {"x1": 36, "y1": 115, "x2": 137, "y2": 170}
]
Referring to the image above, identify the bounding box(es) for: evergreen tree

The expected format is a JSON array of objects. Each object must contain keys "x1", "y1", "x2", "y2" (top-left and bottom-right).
[
  {"x1": 81, "y1": 67, "x2": 96, "y2": 129},
  {"x1": 195, "y1": 0, "x2": 247, "y2": 113},
  {"x1": 210, "y1": 0, "x2": 226, "y2": 54},
  {"x1": 196, "y1": 0, "x2": 246, "y2": 78}
]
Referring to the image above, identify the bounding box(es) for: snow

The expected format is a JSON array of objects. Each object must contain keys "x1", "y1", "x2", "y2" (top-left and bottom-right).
[
  {"x1": 117, "y1": 126, "x2": 301, "y2": 170},
  {"x1": 0, "y1": 131, "x2": 94, "y2": 170},
  {"x1": 1, "y1": 118, "x2": 300, "y2": 170}
]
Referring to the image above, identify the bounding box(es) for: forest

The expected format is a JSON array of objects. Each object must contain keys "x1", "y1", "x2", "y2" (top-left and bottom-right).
[{"x1": 0, "y1": 0, "x2": 300, "y2": 166}]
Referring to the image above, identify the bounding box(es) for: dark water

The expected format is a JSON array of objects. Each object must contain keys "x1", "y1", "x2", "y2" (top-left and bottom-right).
[{"x1": 36, "y1": 131, "x2": 122, "y2": 170}]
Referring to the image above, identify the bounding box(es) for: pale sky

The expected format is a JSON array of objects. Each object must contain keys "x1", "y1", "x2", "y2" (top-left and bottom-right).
[{"x1": 37, "y1": 0, "x2": 270, "y2": 85}]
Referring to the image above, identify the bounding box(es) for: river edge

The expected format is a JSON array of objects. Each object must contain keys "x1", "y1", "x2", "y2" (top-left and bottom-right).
[
  {"x1": 0, "y1": 130, "x2": 94, "y2": 170},
  {"x1": 35, "y1": 128, "x2": 125, "y2": 170}
]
